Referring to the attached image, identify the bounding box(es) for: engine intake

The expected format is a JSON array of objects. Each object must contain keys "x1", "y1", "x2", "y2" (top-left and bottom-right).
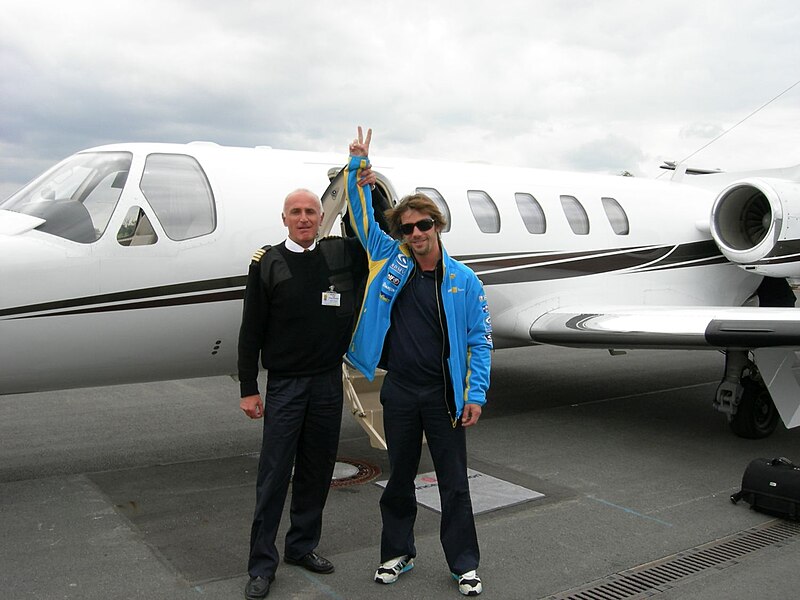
[{"x1": 710, "y1": 177, "x2": 800, "y2": 277}]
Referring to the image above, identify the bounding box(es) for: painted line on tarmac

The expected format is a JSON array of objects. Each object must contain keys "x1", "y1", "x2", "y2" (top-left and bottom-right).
[
  {"x1": 570, "y1": 380, "x2": 716, "y2": 406},
  {"x1": 299, "y1": 570, "x2": 346, "y2": 600},
  {"x1": 588, "y1": 495, "x2": 674, "y2": 527}
]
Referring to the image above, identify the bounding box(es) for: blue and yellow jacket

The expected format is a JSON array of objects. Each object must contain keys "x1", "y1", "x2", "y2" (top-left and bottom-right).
[{"x1": 344, "y1": 155, "x2": 493, "y2": 420}]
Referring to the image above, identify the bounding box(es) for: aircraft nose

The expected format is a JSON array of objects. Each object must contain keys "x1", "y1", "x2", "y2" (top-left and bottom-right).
[
  {"x1": 0, "y1": 209, "x2": 45, "y2": 236},
  {"x1": 0, "y1": 230, "x2": 81, "y2": 313}
]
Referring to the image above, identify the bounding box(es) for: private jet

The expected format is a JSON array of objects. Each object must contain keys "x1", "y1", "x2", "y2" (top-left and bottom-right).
[{"x1": 1, "y1": 141, "x2": 799, "y2": 445}]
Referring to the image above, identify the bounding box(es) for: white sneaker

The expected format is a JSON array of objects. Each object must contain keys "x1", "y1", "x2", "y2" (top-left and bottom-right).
[
  {"x1": 452, "y1": 570, "x2": 482, "y2": 596},
  {"x1": 374, "y1": 555, "x2": 414, "y2": 584}
]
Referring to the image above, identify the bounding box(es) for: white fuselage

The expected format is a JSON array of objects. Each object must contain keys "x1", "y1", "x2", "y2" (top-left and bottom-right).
[{"x1": 0, "y1": 142, "x2": 761, "y2": 394}]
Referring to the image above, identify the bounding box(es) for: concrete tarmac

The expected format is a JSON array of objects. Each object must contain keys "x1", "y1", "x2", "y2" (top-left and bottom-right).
[{"x1": 2, "y1": 345, "x2": 800, "y2": 599}]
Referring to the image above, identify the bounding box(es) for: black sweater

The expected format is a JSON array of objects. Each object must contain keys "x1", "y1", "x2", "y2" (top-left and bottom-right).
[{"x1": 237, "y1": 238, "x2": 366, "y2": 397}]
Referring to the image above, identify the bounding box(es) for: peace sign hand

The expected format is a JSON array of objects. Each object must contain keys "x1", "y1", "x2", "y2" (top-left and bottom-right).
[{"x1": 349, "y1": 126, "x2": 372, "y2": 157}]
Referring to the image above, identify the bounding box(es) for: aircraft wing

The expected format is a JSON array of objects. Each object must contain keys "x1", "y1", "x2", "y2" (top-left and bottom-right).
[
  {"x1": 530, "y1": 305, "x2": 800, "y2": 429},
  {"x1": 529, "y1": 306, "x2": 800, "y2": 351}
]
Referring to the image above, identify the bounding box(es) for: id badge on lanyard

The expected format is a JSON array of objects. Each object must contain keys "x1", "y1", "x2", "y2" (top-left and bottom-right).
[{"x1": 322, "y1": 285, "x2": 341, "y2": 307}]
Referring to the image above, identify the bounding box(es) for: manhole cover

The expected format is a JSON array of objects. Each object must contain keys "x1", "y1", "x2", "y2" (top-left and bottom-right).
[{"x1": 331, "y1": 458, "x2": 381, "y2": 487}]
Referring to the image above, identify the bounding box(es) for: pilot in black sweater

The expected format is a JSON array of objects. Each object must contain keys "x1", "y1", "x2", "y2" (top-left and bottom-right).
[{"x1": 236, "y1": 188, "x2": 365, "y2": 600}]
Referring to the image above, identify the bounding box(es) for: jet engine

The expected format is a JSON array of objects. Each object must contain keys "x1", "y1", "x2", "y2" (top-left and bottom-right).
[{"x1": 710, "y1": 177, "x2": 800, "y2": 277}]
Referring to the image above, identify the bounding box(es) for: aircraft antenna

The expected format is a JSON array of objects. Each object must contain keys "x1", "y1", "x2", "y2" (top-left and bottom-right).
[{"x1": 671, "y1": 77, "x2": 800, "y2": 170}]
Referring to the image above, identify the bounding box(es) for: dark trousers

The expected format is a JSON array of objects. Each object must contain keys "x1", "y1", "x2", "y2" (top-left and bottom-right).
[
  {"x1": 248, "y1": 367, "x2": 343, "y2": 579},
  {"x1": 379, "y1": 373, "x2": 479, "y2": 575}
]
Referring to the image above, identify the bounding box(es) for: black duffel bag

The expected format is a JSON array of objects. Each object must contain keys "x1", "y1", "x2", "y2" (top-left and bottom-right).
[{"x1": 731, "y1": 457, "x2": 800, "y2": 520}]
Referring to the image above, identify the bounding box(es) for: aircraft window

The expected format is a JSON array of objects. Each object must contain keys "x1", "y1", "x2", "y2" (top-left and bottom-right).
[
  {"x1": 0, "y1": 151, "x2": 131, "y2": 243},
  {"x1": 560, "y1": 195, "x2": 589, "y2": 235},
  {"x1": 602, "y1": 197, "x2": 629, "y2": 235},
  {"x1": 117, "y1": 206, "x2": 158, "y2": 246},
  {"x1": 139, "y1": 154, "x2": 216, "y2": 241},
  {"x1": 416, "y1": 187, "x2": 451, "y2": 232},
  {"x1": 514, "y1": 193, "x2": 547, "y2": 234},
  {"x1": 82, "y1": 170, "x2": 129, "y2": 239},
  {"x1": 467, "y1": 190, "x2": 501, "y2": 233}
]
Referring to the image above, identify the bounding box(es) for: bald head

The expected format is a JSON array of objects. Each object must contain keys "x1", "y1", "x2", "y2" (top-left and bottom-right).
[
  {"x1": 283, "y1": 188, "x2": 322, "y2": 215},
  {"x1": 282, "y1": 188, "x2": 323, "y2": 248}
]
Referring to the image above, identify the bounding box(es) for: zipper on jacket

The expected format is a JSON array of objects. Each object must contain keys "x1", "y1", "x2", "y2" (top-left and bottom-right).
[{"x1": 435, "y1": 263, "x2": 457, "y2": 428}]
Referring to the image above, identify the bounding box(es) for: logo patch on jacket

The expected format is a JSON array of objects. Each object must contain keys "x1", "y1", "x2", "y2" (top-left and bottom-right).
[{"x1": 389, "y1": 253, "x2": 409, "y2": 277}]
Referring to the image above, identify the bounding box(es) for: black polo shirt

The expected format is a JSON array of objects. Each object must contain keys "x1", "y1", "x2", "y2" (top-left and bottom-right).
[{"x1": 382, "y1": 262, "x2": 447, "y2": 385}]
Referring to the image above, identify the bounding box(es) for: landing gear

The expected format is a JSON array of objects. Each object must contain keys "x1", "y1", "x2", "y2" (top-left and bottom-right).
[
  {"x1": 728, "y1": 375, "x2": 779, "y2": 439},
  {"x1": 714, "y1": 350, "x2": 779, "y2": 439}
]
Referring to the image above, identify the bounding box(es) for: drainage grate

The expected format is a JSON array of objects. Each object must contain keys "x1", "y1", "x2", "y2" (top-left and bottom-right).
[{"x1": 545, "y1": 519, "x2": 800, "y2": 600}]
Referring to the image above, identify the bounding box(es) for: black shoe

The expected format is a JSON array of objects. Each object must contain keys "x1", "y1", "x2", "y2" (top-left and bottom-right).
[
  {"x1": 244, "y1": 575, "x2": 273, "y2": 599},
  {"x1": 284, "y1": 551, "x2": 335, "y2": 574}
]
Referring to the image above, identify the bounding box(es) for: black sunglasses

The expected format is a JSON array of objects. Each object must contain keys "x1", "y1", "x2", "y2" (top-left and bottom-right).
[{"x1": 400, "y1": 218, "x2": 435, "y2": 236}]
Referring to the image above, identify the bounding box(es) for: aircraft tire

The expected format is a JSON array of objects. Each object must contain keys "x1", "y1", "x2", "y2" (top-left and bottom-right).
[{"x1": 728, "y1": 376, "x2": 779, "y2": 439}]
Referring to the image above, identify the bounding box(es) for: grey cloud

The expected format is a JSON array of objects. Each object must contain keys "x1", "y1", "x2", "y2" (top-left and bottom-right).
[
  {"x1": 567, "y1": 134, "x2": 646, "y2": 174},
  {"x1": 680, "y1": 122, "x2": 725, "y2": 140},
  {"x1": 2, "y1": 0, "x2": 800, "y2": 192}
]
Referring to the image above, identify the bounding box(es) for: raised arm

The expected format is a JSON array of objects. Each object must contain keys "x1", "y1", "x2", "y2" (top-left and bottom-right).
[{"x1": 343, "y1": 127, "x2": 398, "y2": 261}]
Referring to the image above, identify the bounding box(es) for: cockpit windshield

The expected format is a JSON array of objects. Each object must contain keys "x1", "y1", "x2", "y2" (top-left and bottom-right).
[{"x1": 1, "y1": 152, "x2": 132, "y2": 243}]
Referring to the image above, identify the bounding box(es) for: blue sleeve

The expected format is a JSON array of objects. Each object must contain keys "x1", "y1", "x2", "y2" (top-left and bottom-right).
[
  {"x1": 343, "y1": 155, "x2": 399, "y2": 262},
  {"x1": 464, "y1": 273, "x2": 493, "y2": 405}
]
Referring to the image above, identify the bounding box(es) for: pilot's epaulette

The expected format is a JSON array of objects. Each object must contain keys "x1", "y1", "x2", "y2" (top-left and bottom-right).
[{"x1": 251, "y1": 245, "x2": 271, "y2": 264}]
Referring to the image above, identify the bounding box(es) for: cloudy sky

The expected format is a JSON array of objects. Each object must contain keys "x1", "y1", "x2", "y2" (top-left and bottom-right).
[{"x1": 1, "y1": 0, "x2": 798, "y2": 200}]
